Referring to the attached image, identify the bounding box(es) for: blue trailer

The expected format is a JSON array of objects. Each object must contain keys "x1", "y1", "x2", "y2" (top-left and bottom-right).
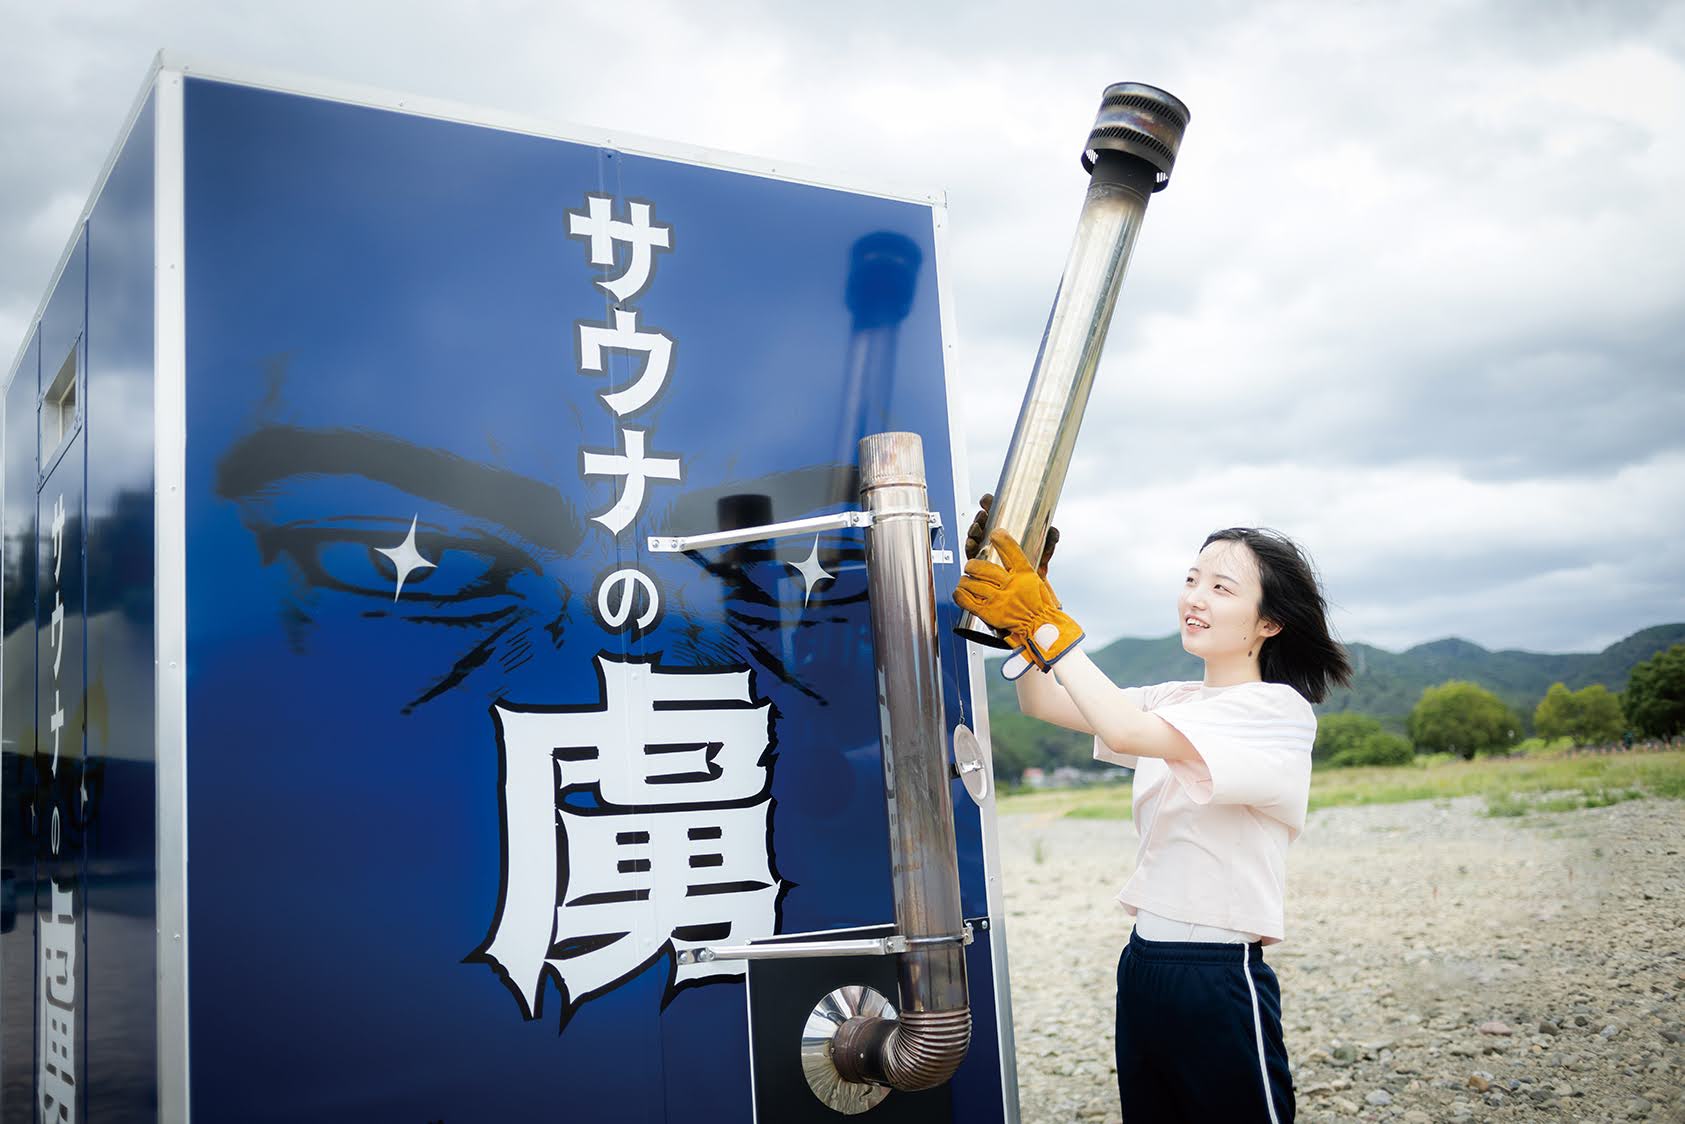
[{"x1": 1, "y1": 55, "x2": 1020, "y2": 1122}]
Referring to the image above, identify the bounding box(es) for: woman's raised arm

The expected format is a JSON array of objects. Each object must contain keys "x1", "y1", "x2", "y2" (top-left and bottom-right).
[{"x1": 1048, "y1": 650, "x2": 1200, "y2": 764}]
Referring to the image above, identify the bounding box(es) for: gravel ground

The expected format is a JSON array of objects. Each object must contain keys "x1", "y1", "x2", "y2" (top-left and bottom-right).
[{"x1": 999, "y1": 795, "x2": 1685, "y2": 1123}]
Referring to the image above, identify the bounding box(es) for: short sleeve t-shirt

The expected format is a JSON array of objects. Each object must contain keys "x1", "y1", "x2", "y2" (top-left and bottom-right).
[{"x1": 1092, "y1": 680, "x2": 1316, "y2": 943}]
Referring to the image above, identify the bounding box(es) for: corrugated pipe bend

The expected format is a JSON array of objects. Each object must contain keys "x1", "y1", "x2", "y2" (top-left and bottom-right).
[{"x1": 832, "y1": 1008, "x2": 972, "y2": 1092}]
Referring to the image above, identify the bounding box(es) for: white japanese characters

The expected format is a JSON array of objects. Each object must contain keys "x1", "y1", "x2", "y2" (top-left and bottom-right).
[
  {"x1": 472, "y1": 192, "x2": 784, "y2": 1026},
  {"x1": 482, "y1": 654, "x2": 781, "y2": 1021},
  {"x1": 39, "y1": 490, "x2": 78, "y2": 1123},
  {"x1": 567, "y1": 194, "x2": 680, "y2": 575}
]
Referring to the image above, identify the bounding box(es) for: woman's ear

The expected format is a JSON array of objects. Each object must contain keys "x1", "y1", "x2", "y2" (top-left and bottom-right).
[{"x1": 1259, "y1": 619, "x2": 1282, "y2": 639}]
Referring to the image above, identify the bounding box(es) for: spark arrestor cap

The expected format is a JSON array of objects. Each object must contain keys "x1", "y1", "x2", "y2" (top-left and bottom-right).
[{"x1": 1082, "y1": 82, "x2": 1191, "y2": 191}]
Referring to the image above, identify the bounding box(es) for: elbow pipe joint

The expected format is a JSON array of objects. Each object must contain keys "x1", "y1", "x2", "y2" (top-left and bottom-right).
[{"x1": 831, "y1": 1008, "x2": 973, "y2": 1092}]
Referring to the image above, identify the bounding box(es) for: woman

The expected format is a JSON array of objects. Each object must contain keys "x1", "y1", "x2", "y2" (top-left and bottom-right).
[{"x1": 955, "y1": 524, "x2": 1351, "y2": 1123}]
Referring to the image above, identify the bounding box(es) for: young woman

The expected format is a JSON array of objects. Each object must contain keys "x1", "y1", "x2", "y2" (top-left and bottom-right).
[{"x1": 955, "y1": 525, "x2": 1351, "y2": 1123}]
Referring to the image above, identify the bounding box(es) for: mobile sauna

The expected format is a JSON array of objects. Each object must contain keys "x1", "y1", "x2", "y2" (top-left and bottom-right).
[{"x1": 3, "y1": 53, "x2": 1190, "y2": 1123}]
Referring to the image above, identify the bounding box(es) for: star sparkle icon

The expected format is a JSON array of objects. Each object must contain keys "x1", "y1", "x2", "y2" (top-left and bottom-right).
[
  {"x1": 782, "y1": 536, "x2": 835, "y2": 608},
  {"x1": 376, "y1": 515, "x2": 436, "y2": 601}
]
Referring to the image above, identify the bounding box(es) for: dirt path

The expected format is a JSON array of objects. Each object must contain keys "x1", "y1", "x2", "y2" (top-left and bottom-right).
[{"x1": 998, "y1": 795, "x2": 1685, "y2": 1122}]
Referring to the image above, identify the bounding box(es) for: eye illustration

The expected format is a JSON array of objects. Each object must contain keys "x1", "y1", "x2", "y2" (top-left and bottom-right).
[
  {"x1": 254, "y1": 515, "x2": 538, "y2": 609},
  {"x1": 374, "y1": 515, "x2": 435, "y2": 600},
  {"x1": 703, "y1": 534, "x2": 869, "y2": 618}
]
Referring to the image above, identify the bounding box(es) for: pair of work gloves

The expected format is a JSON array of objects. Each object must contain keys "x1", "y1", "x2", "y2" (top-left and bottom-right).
[{"x1": 956, "y1": 494, "x2": 1084, "y2": 679}]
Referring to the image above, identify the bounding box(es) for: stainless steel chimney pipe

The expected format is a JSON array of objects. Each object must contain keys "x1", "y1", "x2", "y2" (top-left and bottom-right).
[
  {"x1": 830, "y1": 431, "x2": 971, "y2": 1091},
  {"x1": 956, "y1": 83, "x2": 1190, "y2": 644}
]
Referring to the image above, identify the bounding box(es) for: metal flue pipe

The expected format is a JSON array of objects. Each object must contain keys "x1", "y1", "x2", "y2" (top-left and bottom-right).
[
  {"x1": 832, "y1": 431, "x2": 971, "y2": 1091},
  {"x1": 956, "y1": 82, "x2": 1190, "y2": 644}
]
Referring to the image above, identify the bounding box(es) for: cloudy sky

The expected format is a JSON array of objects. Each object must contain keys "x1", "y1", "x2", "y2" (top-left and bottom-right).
[{"x1": 4, "y1": 0, "x2": 1682, "y2": 655}]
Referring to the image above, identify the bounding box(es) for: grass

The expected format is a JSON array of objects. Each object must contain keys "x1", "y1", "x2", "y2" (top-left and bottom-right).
[{"x1": 995, "y1": 749, "x2": 1685, "y2": 821}]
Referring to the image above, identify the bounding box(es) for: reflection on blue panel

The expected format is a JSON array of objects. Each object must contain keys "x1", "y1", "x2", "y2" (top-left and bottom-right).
[
  {"x1": 85, "y1": 90, "x2": 158, "y2": 1122},
  {"x1": 1, "y1": 336, "x2": 40, "y2": 1124},
  {"x1": 182, "y1": 78, "x2": 996, "y2": 1122}
]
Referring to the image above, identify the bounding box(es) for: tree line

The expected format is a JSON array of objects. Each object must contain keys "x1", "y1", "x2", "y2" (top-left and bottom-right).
[
  {"x1": 1315, "y1": 642, "x2": 1685, "y2": 767},
  {"x1": 988, "y1": 643, "x2": 1685, "y2": 780}
]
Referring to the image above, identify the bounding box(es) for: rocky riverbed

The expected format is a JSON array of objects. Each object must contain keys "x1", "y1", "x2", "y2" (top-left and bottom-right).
[{"x1": 999, "y1": 795, "x2": 1685, "y2": 1122}]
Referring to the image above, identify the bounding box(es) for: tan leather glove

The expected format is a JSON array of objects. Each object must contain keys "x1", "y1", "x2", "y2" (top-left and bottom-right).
[
  {"x1": 959, "y1": 495, "x2": 1060, "y2": 650},
  {"x1": 953, "y1": 529, "x2": 1084, "y2": 677}
]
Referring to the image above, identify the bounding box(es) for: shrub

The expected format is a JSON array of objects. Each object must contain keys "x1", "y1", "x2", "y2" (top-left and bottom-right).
[
  {"x1": 1315, "y1": 713, "x2": 1393, "y2": 765},
  {"x1": 1328, "y1": 730, "x2": 1415, "y2": 767}
]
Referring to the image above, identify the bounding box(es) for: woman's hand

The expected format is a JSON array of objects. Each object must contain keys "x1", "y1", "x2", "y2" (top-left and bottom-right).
[
  {"x1": 964, "y1": 494, "x2": 1059, "y2": 577},
  {"x1": 954, "y1": 529, "x2": 1085, "y2": 672}
]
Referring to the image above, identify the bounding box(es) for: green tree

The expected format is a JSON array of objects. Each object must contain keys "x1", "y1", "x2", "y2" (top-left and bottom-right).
[
  {"x1": 1408, "y1": 680, "x2": 1520, "y2": 758},
  {"x1": 1314, "y1": 713, "x2": 1391, "y2": 765},
  {"x1": 1625, "y1": 644, "x2": 1685, "y2": 739},
  {"x1": 1533, "y1": 682, "x2": 1626, "y2": 745}
]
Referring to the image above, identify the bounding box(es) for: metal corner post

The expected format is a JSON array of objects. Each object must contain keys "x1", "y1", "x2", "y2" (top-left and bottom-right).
[{"x1": 154, "y1": 66, "x2": 191, "y2": 1124}]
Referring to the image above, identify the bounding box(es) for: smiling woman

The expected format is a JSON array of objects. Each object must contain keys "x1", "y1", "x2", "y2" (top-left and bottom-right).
[{"x1": 957, "y1": 523, "x2": 1351, "y2": 1123}]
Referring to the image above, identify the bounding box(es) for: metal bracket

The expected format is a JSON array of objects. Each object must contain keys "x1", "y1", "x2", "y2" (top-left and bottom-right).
[
  {"x1": 676, "y1": 922, "x2": 973, "y2": 965},
  {"x1": 648, "y1": 509, "x2": 943, "y2": 554}
]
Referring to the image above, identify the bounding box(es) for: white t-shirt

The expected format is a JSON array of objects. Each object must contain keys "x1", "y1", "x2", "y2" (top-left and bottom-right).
[{"x1": 1092, "y1": 680, "x2": 1316, "y2": 944}]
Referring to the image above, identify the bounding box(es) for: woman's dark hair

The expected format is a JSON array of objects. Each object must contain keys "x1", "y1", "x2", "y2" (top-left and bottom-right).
[{"x1": 1202, "y1": 527, "x2": 1352, "y2": 704}]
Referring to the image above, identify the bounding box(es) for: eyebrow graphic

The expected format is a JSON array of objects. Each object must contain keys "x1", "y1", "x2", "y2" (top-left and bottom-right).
[{"x1": 216, "y1": 425, "x2": 586, "y2": 556}]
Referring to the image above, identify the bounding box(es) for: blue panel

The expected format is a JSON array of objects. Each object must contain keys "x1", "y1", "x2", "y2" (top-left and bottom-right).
[
  {"x1": 1, "y1": 336, "x2": 39, "y2": 1124},
  {"x1": 84, "y1": 91, "x2": 158, "y2": 1122},
  {"x1": 183, "y1": 79, "x2": 999, "y2": 1121}
]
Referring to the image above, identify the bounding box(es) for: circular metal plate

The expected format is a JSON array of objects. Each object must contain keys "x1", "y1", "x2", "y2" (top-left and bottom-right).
[
  {"x1": 800, "y1": 985, "x2": 896, "y2": 1114},
  {"x1": 953, "y1": 724, "x2": 990, "y2": 804}
]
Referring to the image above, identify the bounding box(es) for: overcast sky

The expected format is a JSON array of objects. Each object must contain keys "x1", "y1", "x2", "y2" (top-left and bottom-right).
[{"x1": 5, "y1": 0, "x2": 1682, "y2": 655}]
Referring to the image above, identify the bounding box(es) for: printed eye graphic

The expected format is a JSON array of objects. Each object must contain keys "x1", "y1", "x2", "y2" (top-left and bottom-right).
[
  {"x1": 718, "y1": 535, "x2": 869, "y2": 616},
  {"x1": 256, "y1": 516, "x2": 538, "y2": 606}
]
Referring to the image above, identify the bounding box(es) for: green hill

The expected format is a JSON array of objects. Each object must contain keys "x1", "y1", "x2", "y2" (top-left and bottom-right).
[{"x1": 981, "y1": 623, "x2": 1685, "y2": 778}]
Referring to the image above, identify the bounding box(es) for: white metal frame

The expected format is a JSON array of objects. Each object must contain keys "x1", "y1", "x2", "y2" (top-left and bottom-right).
[
  {"x1": 929, "y1": 202, "x2": 1022, "y2": 1123},
  {"x1": 153, "y1": 51, "x2": 943, "y2": 208},
  {"x1": 153, "y1": 64, "x2": 190, "y2": 1124}
]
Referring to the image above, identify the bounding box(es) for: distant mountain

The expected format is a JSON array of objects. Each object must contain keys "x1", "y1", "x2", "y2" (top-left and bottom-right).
[{"x1": 982, "y1": 624, "x2": 1685, "y2": 770}]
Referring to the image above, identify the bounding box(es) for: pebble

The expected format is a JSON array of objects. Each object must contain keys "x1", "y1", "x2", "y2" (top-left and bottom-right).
[
  {"x1": 1540, "y1": 1018, "x2": 1560, "y2": 1035},
  {"x1": 1365, "y1": 1089, "x2": 1392, "y2": 1106},
  {"x1": 1478, "y1": 1020, "x2": 1512, "y2": 1036}
]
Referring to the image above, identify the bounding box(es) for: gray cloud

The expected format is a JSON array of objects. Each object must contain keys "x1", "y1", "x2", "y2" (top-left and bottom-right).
[{"x1": 5, "y1": 0, "x2": 1682, "y2": 655}]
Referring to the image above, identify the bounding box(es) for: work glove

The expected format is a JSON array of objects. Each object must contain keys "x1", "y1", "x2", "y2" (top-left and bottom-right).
[
  {"x1": 953, "y1": 529, "x2": 1084, "y2": 680},
  {"x1": 958, "y1": 495, "x2": 1059, "y2": 650}
]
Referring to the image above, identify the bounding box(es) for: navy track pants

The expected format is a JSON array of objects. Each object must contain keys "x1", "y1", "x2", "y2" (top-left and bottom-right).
[{"x1": 1115, "y1": 928, "x2": 1295, "y2": 1123}]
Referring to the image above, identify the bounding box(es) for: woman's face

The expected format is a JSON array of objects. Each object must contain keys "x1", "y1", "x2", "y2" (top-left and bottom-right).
[{"x1": 1179, "y1": 539, "x2": 1277, "y2": 659}]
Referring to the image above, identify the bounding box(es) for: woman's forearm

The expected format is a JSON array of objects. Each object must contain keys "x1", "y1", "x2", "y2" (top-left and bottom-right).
[
  {"x1": 1050, "y1": 650, "x2": 1198, "y2": 763},
  {"x1": 1015, "y1": 663, "x2": 1094, "y2": 733}
]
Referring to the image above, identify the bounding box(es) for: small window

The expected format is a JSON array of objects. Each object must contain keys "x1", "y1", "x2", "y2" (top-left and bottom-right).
[{"x1": 42, "y1": 343, "x2": 78, "y2": 453}]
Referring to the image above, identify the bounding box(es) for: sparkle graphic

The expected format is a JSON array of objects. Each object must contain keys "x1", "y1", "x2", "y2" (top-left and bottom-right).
[
  {"x1": 376, "y1": 515, "x2": 436, "y2": 601},
  {"x1": 782, "y1": 536, "x2": 834, "y2": 608}
]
